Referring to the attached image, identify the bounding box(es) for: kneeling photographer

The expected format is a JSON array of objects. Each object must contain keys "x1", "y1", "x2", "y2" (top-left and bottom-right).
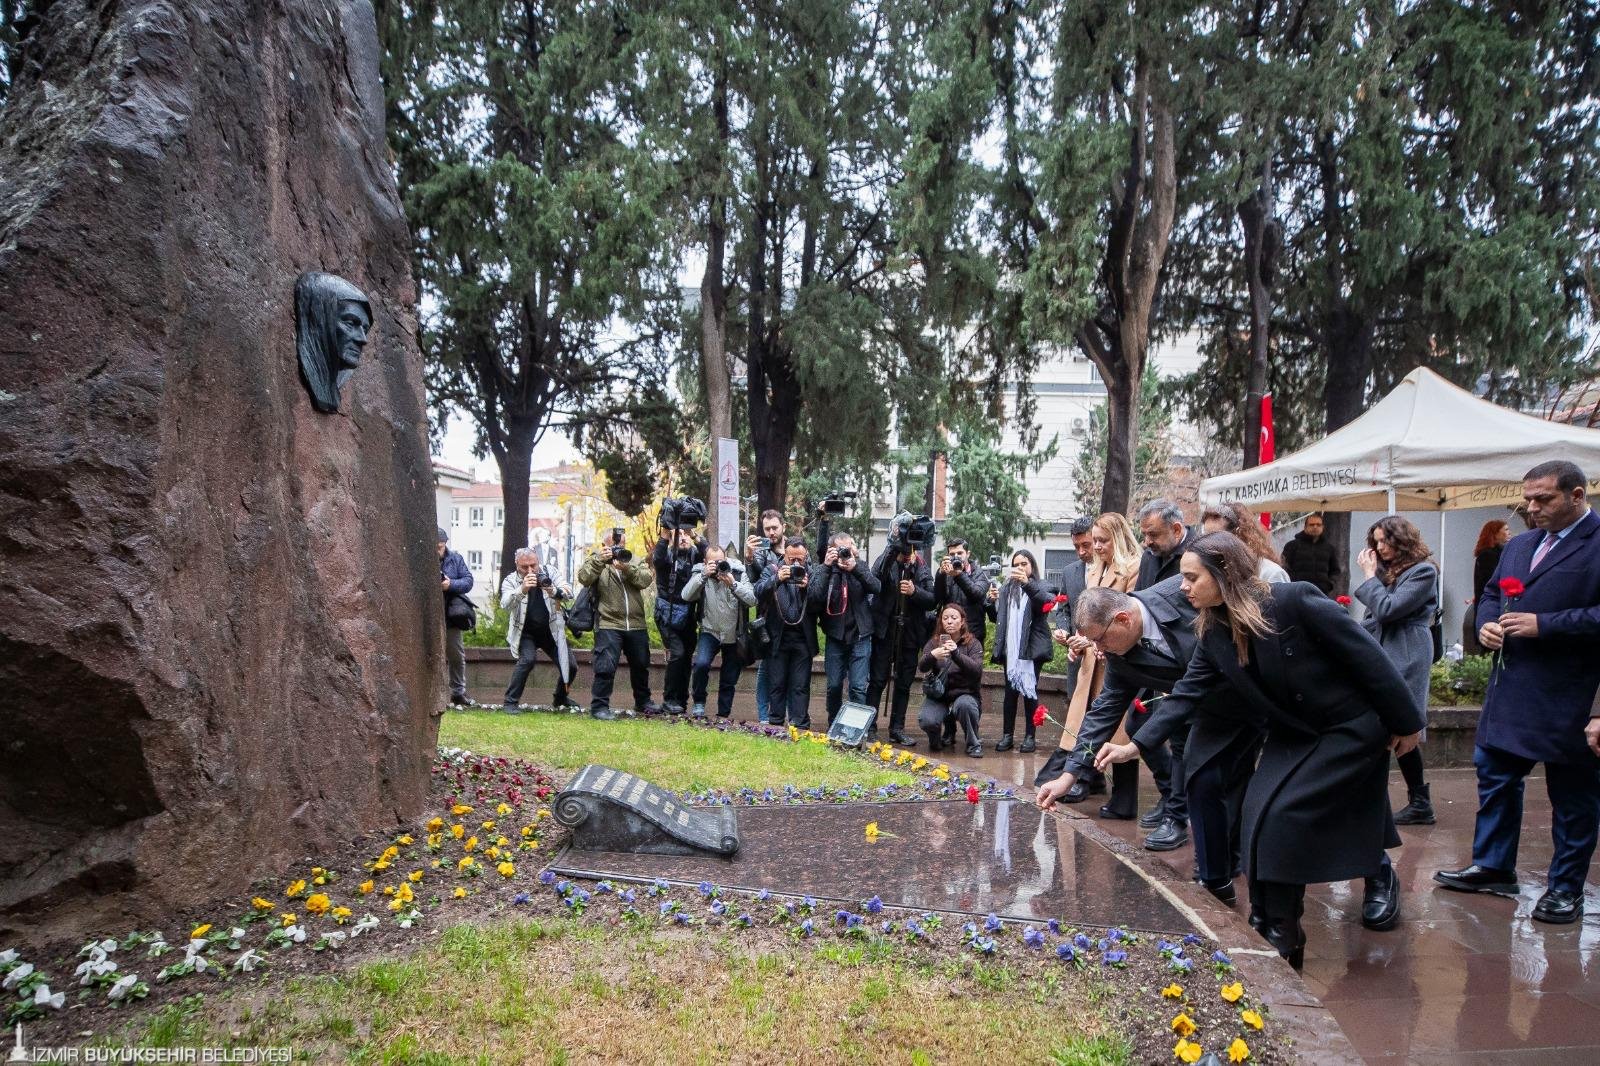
[
  {"x1": 652, "y1": 496, "x2": 708, "y2": 715},
  {"x1": 866, "y1": 513, "x2": 935, "y2": 746},
  {"x1": 499, "y1": 548, "x2": 576, "y2": 712},
  {"x1": 754, "y1": 538, "x2": 820, "y2": 729},
  {"x1": 682, "y1": 545, "x2": 757, "y2": 719},
  {"x1": 918, "y1": 603, "x2": 985, "y2": 756},
  {"x1": 811, "y1": 531, "x2": 879, "y2": 727}
]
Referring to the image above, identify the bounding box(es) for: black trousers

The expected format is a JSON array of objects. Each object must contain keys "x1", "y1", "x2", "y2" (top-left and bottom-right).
[
  {"x1": 1128, "y1": 699, "x2": 1185, "y2": 822},
  {"x1": 1186, "y1": 729, "x2": 1263, "y2": 883},
  {"x1": 661, "y1": 621, "x2": 697, "y2": 708},
  {"x1": 1001, "y1": 680, "x2": 1040, "y2": 739},
  {"x1": 866, "y1": 635, "x2": 919, "y2": 732},
  {"x1": 503, "y1": 624, "x2": 570, "y2": 706},
  {"x1": 591, "y1": 628, "x2": 651, "y2": 711},
  {"x1": 918, "y1": 694, "x2": 980, "y2": 748},
  {"x1": 766, "y1": 642, "x2": 814, "y2": 729}
]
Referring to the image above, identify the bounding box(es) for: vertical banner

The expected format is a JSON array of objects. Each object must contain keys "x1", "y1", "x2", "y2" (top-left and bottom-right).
[
  {"x1": 716, "y1": 436, "x2": 740, "y2": 551},
  {"x1": 1258, "y1": 393, "x2": 1275, "y2": 528}
]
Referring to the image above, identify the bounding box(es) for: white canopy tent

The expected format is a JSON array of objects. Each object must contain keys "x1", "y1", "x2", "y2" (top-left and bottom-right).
[{"x1": 1199, "y1": 367, "x2": 1600, "y2": 515}]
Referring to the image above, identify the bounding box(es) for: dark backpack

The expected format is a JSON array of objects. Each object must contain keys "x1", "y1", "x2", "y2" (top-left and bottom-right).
[{"x1": 565, "y1": 585, "x2": 597, "y2": 634}]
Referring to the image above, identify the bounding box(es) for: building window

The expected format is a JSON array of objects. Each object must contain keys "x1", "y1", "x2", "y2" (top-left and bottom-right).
[
  {"x1": 1043, "y1": 549, "x2": 1073, "y2": 583},
  {"x1": 469, "y1": 506, "x2": 484, "y2": 528},
  {"x1": 491, "y1": 551, "x2": 501, "y2": 574},
  {"x1": 467, "y1": 551, "x2": 483, "y2": 570},
  {"x1": 493, "y1": 506, "x2": 504, "y2": 527},
  {"x1": 450, "y1": 507, "x2": 461, "y2": 527}
]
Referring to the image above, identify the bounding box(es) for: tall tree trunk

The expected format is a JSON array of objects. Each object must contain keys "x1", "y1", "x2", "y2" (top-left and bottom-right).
[
  {"x1": 1101, "y1": 358, "x2": 1138, "y2": 513},
  {"x1": 494, "y1": 428, "x2": 536, "y2": 588},
  {"x1": 1239, "y1": 160, "x2": 1274, "y2": 468},
  {"x1": 699, "y1": 57, "x2": 731, "y2": 545}
]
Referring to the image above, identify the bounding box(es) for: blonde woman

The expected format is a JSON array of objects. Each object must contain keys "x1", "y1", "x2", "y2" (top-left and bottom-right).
[{"x1": 1057, "y1": 513, "x2": 1141, "y2": 813}]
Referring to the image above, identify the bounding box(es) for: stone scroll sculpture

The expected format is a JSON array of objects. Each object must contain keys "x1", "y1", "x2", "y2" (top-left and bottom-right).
[{"x1": 555, "y1": 765, "x2": 740, "y2": 857}]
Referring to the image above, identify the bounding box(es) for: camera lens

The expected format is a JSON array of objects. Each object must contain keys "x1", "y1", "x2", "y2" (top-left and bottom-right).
[{"x1": 717, "y1": 560, "x2": 731, "y2": 574}]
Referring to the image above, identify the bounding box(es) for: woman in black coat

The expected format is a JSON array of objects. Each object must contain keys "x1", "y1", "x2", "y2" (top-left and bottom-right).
[
  {"x1": 987, "y1": 548, "x2": 1054, "y2": 753},
  {"x1": 1095, "y1": 532, "x2": 1425, "y2": 969},
  {"x1": 917, "y1": 604, "x2": 986, "y2": 756}
]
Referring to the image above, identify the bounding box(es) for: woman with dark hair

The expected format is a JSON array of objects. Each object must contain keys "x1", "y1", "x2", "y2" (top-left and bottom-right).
[
  {"x1": 1095, "y1": 531, "x2": 1424, "y2": 968},
  {"x1": 1356, "y1": 515, "x2": 1440, "y2": 826},
  {"x1": 918, "y1": 604, "x2": 985, "y2": 756},
  {"x1": 987, "y1": 548, "x2": 1054, "y2": 752},
  {"x1": 1200, "y1": 502, "x2": 1289, "y2": 582},
  {"x1": 1464, "y1": 520, "x2": 1510, "y2": 655}
]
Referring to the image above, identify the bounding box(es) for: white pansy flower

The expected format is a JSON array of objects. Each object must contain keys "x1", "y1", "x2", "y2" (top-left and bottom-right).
[
  {"x1": 0, "y1": 949, "x2": 17, "y2": 965},
  {"x1": 33, "y1": 983, "x2": 65, "y2": 1009},
  {"x1": 75, "y1": 957, "x2": 117, "y2": 985},
  {"x1": 351, "y1": 915, "x2": 380, "y2": 937},
  {"x1": 233, "y1": 949, "x2": 264, "y2": 973},
  {"x1": 284, "y1": 925, "x2": 306, "y2": 944},
  {"x1": 228, "y1": 928, "x2": 246, "y2": 940},
  {"x1": 108, "y1": 974, "x2": 140, "y2": 1001},
  {"x1": 2, "y1": 962, "x2": 33, "y2": 989}
]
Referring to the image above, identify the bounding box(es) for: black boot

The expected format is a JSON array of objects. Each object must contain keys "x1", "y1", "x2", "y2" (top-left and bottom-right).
[
  {"x1": 1018, "y1": 732, "x2": 1036, "y2": 754},
  {"x1": 1394, "y1": 783, "x2": 1435, "y2": 826},
  {"x1": 995, "y1": 734, "x2": 1014, "y2": 753}
]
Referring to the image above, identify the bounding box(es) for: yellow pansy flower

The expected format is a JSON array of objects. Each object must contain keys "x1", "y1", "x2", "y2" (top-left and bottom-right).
[
  {"x1": 395, "y1": 883, "x2": 414, "y2": 904},
  {"x1": 453, "y1": 887, "x2": 467, "y2": 899},
  {"x1": 1171, "y1": 1013, "x2": 1197, "y2": 1038},
  {"x1": 251, "y1": 897, "x2": 275, "y2": 912},
  {"x1": 452, "y1": 803, "x2": 473, "y2": 816},
  {"x1": 1220, "y1": 982, "x2": 1244, "y2": 1003},
  {"x1": 1173, "y1": 1038, "x2": 1202, "y2": 1064},
  {"x1": 497, "y1": 861, "x2": 515, "y2": 878},
  {"x1": 1161, "y1": 983, "x2": 1184, "y2": 999},
  {"x1": 497, "y1": 803, "x2": 513, "y2": 816},
  {"x1": 190, "y1": 924, "x2": 212, "y2": 939},
  {"x1": 281, "y1": 913, "x2": 297, "y2": 927},
  {"x1": 332, "y1": 906, "x2": 352, "y2": 922},
  {"x1": 481, "y1": 820, "x2": 496, "y2": 832},
  {"x1": 304, "y1": 893, "x2": 331, "y2": 915},
  {"x1": 865, "y1": 822, "x2": 881, "y2": 842},
  {"x1": 451, "y1": 824, "x2": 466, "y2": 839},
  {"x1": 426, "y1": 817, "x2": 444, "y2": 833},
  {"x1": 1227, "y1": 1038, "x2": 1250, "y2": 1063},
  {"x1": 358, "y1": 880, "x2": 375, "y2": 895},
  {"x1": 464, "y1": 836, "x2": 479, "y2": 852},
  {"x1": 408, "y1": 870, "x2": 424, "y2": 883},
  {"x1": 458, "y1": 856, "x2": 475, "y2": 870},
  {"x1": 396, "y1": 834, "x2": 414, "y2": 846},
  {"x1": 1240, "y1": 1010, "x2": 1264, "y2": 1031},
  {"x1": 521, "y1": 825, "x2": 534, "y2": 838},
  {"x1": 285, "y1": 879, "x2": 306, "y2": 898}
]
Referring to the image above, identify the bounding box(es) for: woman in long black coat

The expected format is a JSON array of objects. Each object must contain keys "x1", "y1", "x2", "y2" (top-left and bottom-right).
[{"x1": 1095, "y1": 532, "x2": 1425, "y2": 968}]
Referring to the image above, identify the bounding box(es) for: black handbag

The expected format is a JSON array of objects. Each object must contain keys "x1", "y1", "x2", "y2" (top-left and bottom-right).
[
  {"x1": 444, "y1": 593, "x2": 476, "y2": 631},
  {"x1": 740, "y1": 613, "x2": 772, "y2": 662},
  {"x1": 1430, "y1": 610, "x2": 1445, "y2": 663},
  {"x1": 920, "y1": 662, "x2": 950, "y2": 702}
]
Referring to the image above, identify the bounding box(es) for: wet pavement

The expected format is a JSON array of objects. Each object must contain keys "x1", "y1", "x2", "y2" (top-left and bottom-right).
[
  {"x1": 466, "y1": 682, "x2": 1600, "y2": 1062},
  {"x1": 551, "y1": 798, "x2": 1194, "y2": 931}
]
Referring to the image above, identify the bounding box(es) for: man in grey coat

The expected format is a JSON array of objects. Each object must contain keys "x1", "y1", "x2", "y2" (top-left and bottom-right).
[{"x1": 683, "y1": 545, "x2": 758, "y2": 719}]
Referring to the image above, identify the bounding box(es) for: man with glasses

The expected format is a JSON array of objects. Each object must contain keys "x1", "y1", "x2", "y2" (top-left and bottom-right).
[{"x1": 1034, "y1": 578, "x2": 1262, "y2": 904}]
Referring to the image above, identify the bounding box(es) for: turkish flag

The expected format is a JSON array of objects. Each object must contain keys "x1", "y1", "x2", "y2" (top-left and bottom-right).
[
  {"x1": 1258, "y1": 394, "x2": 1274, "y2": 527},
  {"x1": 1260, "y1": 392, "x2": 1273, "y2": 524}
]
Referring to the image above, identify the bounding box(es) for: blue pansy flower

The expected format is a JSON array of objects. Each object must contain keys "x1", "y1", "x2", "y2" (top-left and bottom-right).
[
  {"x1": 865, "y1": 896, "x2": 884, "y2": 914},
  {"x1": 698, "y1": 882, "x2": 715, "y2": 897},
  {"x1": 1047, "y1": 918, "x2": 1062, "y2": 936},
  {"x1": 1103, "y1": 949, "x2": 1128, "y2": 965},
  {"x1": 511, "y1": 892, "x2": 531, "y2": 905},
  {"x1": 619, "y1": 889, "x2": 636, "y2": 905},
  {"x1": 1056, "y1": 944, "x2": 1075, "y2": 962},
  {"x1": 1073, "y1": 933, "x2": 1092, "y2": 950},
  {"x1": 983, "y1": 914, "x2": 1003, "y2": 934},
  {"x1": 1022, "y1": 927, "x2": 1045, "y2": 949},
  {"x1": 537, "y1": 870, "x2": 556, "y2": 886}
]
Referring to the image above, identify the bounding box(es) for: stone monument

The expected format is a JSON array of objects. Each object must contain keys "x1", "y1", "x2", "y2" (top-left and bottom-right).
[{"x1": 0, "y1": 0, "x2": 441, "y2": 939}]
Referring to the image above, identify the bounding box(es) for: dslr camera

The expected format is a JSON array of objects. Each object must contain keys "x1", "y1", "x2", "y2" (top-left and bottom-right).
[
  {"x1": 716, "y1": 559, "x2": 732, "y2": 575},
  {"x1": 660, "y1": 496, "x2": 708, "y2": 529},
  {"x1": 607, "y1": 526, "x2": 632, "y2": 563},
  {"x1": 835, "y1": 546, "x2": 854, "y2": 563},
  {"x1": 817, "y1": 490, "x2": 858, "y2": 516},
  {"x1": 886, "y1": 511, "x2": 936, "y2": 555}
]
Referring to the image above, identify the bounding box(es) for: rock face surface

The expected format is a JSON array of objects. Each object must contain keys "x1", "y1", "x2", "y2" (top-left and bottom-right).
[{"x1": 0, "y1": 0, "x2": 441, "y2": 940}]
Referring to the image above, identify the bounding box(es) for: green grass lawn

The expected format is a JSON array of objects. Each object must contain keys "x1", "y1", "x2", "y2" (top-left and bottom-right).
[
  {"x1": 133, "y1": 918, "x2": 1133, "y2": 1065},
  {"x1": 438, "y1": 710, "x2": 919, "y2": 794}
]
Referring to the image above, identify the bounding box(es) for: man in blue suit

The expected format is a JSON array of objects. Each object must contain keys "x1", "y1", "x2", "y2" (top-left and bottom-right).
[{"x1": 1435, "y1": 460, "x2": 1600, "y2": 924}]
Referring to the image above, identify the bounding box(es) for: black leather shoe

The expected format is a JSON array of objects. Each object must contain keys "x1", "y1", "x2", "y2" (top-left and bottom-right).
[
  {"x1": 1018, "y1": 735, "x2": 1036, "y2": 754},
  {"x1": 1247, "y1": 903, "x2": 1264, "y2": 933},
  {"x1": 965, "y1": 743, "x2": 982, "y2": 758},
  {"x1": 1144, "y1": 818, "x2": 1189, "y2": 852},
  {"x1": 1362, "y1": 864, "x2": 1401, "y2": 931},
  {"x1": 1433, "y1": 864, "x2": 1519, "y2": 896},
  {"x1": 1138, "y1": 803, "x2": 1166, "y2": 829},
  {"x1": 552, "y1": 694, "x2": 580, "y2": 709},
  {"x1": 888, "y1": 730, "x2": 914, "y2": 747},
  {"x1": 926, "y1": 735, "x2": 944, "y2": 752},
  {"x1": 500, "y1": 703, "x2": 523, "y2": 715},
  {"x1": 1098, "y1": 804, "x2": 1134, "y2": 821},
  {"x1": 591, "y1": 707, "x2": 618, "y2": 721},
  {"x1": 1063, "y1": 781, "x2": 1089, "y2": 804},
  {"x1": 450, "y1": 694, "x2": 473, "y2": 707},
  {"x1": 995, "y1": 734, "x2": 1014, "y2": 753},
  {"x1": 1532, "y1": 889, "x2": 1583, "y2": 925},
  {"x1": 1198, "y1": 878, "x2": 1237, "y2": 907}
]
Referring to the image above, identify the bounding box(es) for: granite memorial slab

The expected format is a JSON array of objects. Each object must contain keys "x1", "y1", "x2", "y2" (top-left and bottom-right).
[
  {"x1": 555, "y1": 765, "x2": 740, "y2": 857},
  {"x1": 550, "y1": 798, "x2": 1192, "y2": 931}
]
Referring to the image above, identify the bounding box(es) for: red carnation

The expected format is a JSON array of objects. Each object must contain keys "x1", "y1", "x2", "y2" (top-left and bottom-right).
[
  {"x1": 1498, "y1": 576, "x2": 1526, "y2": 598},
  {"x1": 966, "y1": 785, "x2": 981, "y2": 804},
  {"x1": 1132, "y1": 697, "x2": 1147, "y2": 715},
  {"x1": 1335, "y1": 595, "x2": 1352, "y2": 606},
  {"x1": 1032, "y1": 705, "x2": 1047, "y2": 728}
]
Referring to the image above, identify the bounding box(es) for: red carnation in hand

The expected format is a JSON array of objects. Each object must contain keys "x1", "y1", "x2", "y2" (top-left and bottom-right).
[
  {"x1": 1032, "y1": 705, "x2": 1047, "y2": 728},
  {"x1": 1335, "y1": 595, "x2": 1352, "y2": 606},
  {"x1": 1498, "y1": 577, "x2": 1526, "y2": 598},
  {"x1": 966, "y1": 785, "x2": 981, "y2": 804},
  {"x1": 1132, "y1": 697, "x2": 1147, "y2": 714}
]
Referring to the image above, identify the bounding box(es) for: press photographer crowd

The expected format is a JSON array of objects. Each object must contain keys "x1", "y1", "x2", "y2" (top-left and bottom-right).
[{"x1": 438, "y1": 459, "x2": 1600, "y2": 967}]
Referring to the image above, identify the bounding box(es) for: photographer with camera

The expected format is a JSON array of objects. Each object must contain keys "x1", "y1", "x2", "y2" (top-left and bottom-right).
[
  {"x1": 867, "y1": 516, "x2": 936, "y2": 746},
  {"x1": 653, "y1": 497, "x2": 709, "y2": 715},
  {"x1": 682, "y1": 546, "x2": 757, "y2": 718},
  {"x1": 577, "y1": 529, "x2": 659, "y2": 721},
  {"x1": 934, "y1": 537, "x2": 993, "y2": 644},
  {"x1": 754, "y1": 538, "x2": 820, "y2": 728},
  {"x1": 499, "y1": 547, "x2": 577, "y2": 712},
  {"x1": 811, "y1": 531, "x2": 880, "y2": 727},
  {"x1": 438, "y1": 528, "x2": 475, "y2": 708},
  {"x1": 745, "y1": 508, "x2": 789, "y2": 724}
]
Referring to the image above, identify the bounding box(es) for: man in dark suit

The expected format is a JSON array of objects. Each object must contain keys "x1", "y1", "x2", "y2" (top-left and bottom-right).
[
  {"x1": 1136, "y1": 499, "x2": 1196, "y2": 590},
  {"x1": 1436, "y1": 460, "x2": 1600, "y2": 924},
  {"x1": 1034, "y1": 579, "x2": 1263, "y2": 897},
  {"x1": 1055, "y1": 517, "x2": 1095, "y2": 695}
]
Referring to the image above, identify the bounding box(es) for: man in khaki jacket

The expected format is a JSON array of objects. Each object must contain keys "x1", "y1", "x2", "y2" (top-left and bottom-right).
[{"x1": 577, "y1": 537, "x2": 658, "y2": 721}]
